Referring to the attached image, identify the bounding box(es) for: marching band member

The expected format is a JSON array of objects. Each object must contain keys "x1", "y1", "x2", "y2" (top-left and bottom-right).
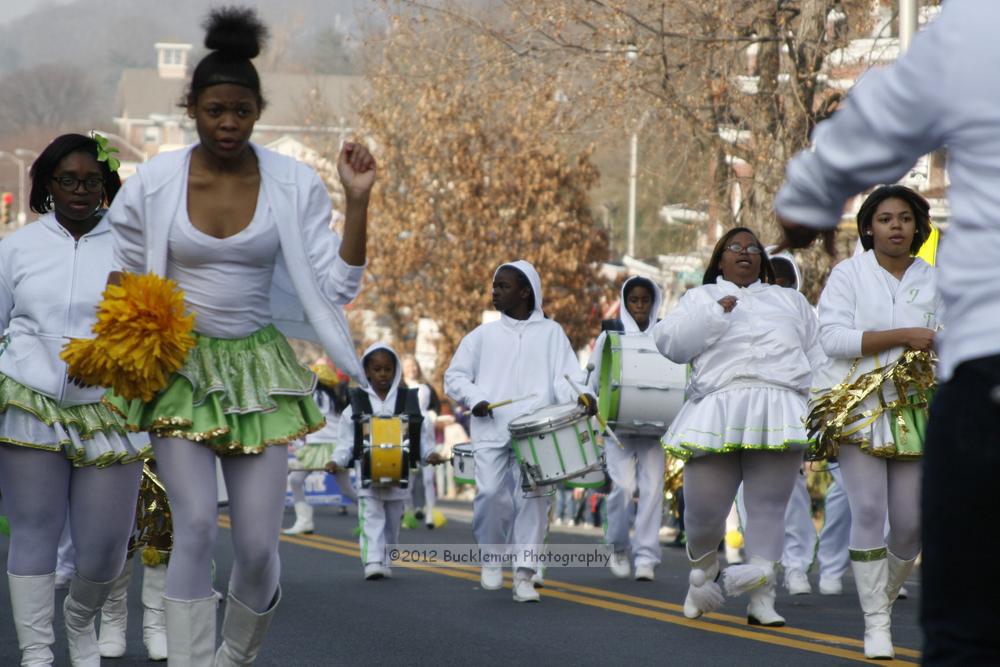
[
  {"x1": 813, "y1": 185, "x2": 939, "y2": 659},
  {"x1": 587, "y1": 276, "x2": 666, "y2": 581},
  {"x1": 0, "y1": 133, "x2": 148, "y2": 666},
  {"x1": 326, "y1": 344, "x2": 443, "y2": 579},
  {"x1": 103, "y1": 8, "x2": 375, "y2": 663},
  {"x1": 444, "y1": 261, "x2": 592, "y2": 603},
  {"x1": 284, "y1": 360, "x2": 353, "y2": 535},
  {"x1": 655, "y1": 228, "x2": 826, "y2": 627}
]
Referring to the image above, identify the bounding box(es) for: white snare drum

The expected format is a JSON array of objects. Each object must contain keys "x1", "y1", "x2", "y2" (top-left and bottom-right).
[
  {"x1": 565, "y1": 465, "x2": 607, "y2": 490},
  {"x1": 598, "y1": 332, "x2": 687, "y2": 436},
  {"x1": 508, "y1": 403, "x2": 603, "y2": 488},
  {"x1": 452, "y1": 443, "x2": 475, "y2": 486}
]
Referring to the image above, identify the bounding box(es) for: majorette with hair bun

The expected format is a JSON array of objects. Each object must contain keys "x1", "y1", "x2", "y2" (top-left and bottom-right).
[
  {"x1": 0, "y1": 133, "x2": 150, "y2": 666},
  {"x1": 653, "y1": 227, "x2": 826, "y2": 629},
  {"x1": 103, "y1": 5, "x2": 377, "y2": 663},
  {"x1": 810, "y1": 184, "x2": 940, "y2": 659}
]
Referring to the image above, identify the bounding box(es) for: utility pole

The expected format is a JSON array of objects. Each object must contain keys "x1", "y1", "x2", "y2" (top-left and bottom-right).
[{"x1": 899, "y1": 0, "x2": 919, "y2": 53}]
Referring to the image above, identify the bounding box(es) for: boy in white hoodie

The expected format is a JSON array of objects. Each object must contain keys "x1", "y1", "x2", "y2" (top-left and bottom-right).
[
  {"x1": 444, "y1": 260, "x2": 592, "y2": 603},
  {"x1": 586, "y1": 276, "x2": 666, "y2": 582},
  {"x1": 327, "y1": 344, "x2": 443, "y2": 579}
]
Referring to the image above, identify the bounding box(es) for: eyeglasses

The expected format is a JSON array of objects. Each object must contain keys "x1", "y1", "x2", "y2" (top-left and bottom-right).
[
  {"x1": 51, "y1": 175, "x2": 104, "y2": 194},
  {"x1": 724, "y1": 243, "x2": 762, "y2": 255}
]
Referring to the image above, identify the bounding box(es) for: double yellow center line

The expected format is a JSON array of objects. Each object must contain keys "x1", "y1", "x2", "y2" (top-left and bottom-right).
[{"x1": 217, "y1": 516, "x2": 920, "y2": 664}]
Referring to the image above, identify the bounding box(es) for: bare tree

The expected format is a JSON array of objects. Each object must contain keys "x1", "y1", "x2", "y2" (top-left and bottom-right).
[{"x1": 0, "y1": 64, "x2": 103, "y2": 135}]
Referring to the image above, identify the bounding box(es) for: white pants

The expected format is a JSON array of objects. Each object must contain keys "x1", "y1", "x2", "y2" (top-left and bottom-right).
[
  {"x1": 816, "y1": 466, "x2": 850, "y2": 580},
  {"x1": 603, "y1": 436, "x2": 664, "y2": 568},
  {"x1": 359, "y1": 497, "x2": 404, "y2": 566},
  {"x1": 405, "y1": 464, "x2": 437, "y2": 513},
  {"x1": 781, "y1": 467, "x2": 816, "y2": 572},
  {"x1": 472, "y1": 444, "x2": 550, "y2": 573}
]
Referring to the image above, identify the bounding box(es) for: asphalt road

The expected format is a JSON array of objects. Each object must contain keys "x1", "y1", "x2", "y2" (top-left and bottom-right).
[{"x1": 0, "y1": 500, "x2": 921, "y2": 666}]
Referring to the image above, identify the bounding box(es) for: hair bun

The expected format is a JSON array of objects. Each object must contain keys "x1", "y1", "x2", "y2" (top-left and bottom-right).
[{"x1": 203, "y1": 6, "x2": 268, "y2": 59}]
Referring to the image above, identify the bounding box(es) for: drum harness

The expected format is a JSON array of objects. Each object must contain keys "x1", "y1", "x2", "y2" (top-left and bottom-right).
[{"x1": 349, "y1": 386, "x2": 424, "y2": 465}]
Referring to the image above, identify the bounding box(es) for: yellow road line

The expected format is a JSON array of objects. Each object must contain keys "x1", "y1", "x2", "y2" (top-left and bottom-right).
[
  {"x1": 217, "y1": 517, "x2": 918, "y2": 664},
  {"x1": 241, "y1": 524, "x2": 920, "y2": 660}
]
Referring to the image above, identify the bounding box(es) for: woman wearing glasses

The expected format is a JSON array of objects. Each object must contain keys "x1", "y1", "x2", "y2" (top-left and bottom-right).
[
  {"x1": 654, "y1": 227, "x2": 825, "y2": 627},
  {"x1": 0, "y1": 133, "x2": 148, "y2": 665},
  {"x1": 814, "y1": 185, "x2": 939, "y2": 659},
  {"x1": 104, "y1": 7, "x2": 374, "y2": 665}
]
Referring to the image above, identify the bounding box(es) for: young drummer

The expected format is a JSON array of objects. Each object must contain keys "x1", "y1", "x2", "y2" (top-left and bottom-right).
[
  {"x1": 586, "y1": 276, "x2": 666, "y2": 581},
  {"x1": 444, "y1": 260, "x2": 592, "y2": 603},
  {"x1": 327, "y1": 344, "x2": 443, "y2": 579}
]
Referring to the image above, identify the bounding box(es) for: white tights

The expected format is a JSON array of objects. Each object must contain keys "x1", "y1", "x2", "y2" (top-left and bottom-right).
[
  {"x1": 152, "y1": 437, "x2": 287, "y2": 612},
  {"x1": 0, "y1": 444, "x2": 142, "y2": 581},
  {"x1": 683, "y1": 449, "x2": 803, "y2": 562},
  {"x1": 836, "y1": 444, "x2": 921, "y2": 559}
]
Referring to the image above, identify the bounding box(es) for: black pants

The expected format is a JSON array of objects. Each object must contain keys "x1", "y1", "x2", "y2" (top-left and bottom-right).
[{"x1": 922, "y1": 354, "x2": 1000, "y2": 664}]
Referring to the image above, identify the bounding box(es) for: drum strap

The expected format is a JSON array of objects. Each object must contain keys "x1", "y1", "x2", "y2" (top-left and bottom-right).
[{"x1": 349, "y1": 388, "x2": 424, "y2": 463}]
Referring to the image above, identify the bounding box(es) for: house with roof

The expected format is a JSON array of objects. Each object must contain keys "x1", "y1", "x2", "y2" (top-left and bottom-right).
[{"x1": 113, "y1": 42, "x2": 362, "y2": 157}]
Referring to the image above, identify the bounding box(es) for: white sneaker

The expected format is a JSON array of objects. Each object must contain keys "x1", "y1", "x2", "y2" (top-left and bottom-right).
[
  {"x1": 512, "y1": 577, "x2": 540, "y2": 602},
  {"x1": 818, "y1": 576, "x2": 843, "y2": 595},
  {"x1": 380, "y1": 565, "x2": 393, "y2": 579},
  {"x1": 634, "y1": 564, "x2": 655, "y2": 582},
  {"x1": 480, "y1": 567, "x2": 503, "y2": 591},
  {"x1": 784, "y1": 568, "x2": 812, "y2": 595},
  {"x1": 897, "y1": 585, "x2": 909, "y2": 600},
  {"x1": 553, "y1": 518, "x2": 563, "y2": 527},
  {"x1": 364, "y1": 564, "x2": 385, "y2": 580},
  {"x1": 531, "y1": 571, "x2": 544, "y2": 588},
  {"x1": 609, "y1": 552, "x2": 631, "y2": 579}
]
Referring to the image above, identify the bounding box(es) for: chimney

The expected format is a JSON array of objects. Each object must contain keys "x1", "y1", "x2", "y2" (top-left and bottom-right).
[{"x1": 155, "y1": 43, "x2": 192, "y2": 80}]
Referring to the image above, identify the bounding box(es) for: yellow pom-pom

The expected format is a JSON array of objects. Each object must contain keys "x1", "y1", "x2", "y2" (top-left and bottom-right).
[
  {"x1": 61, "y1": 273, "x2": 196, "y2": 401},
  {"x1": 141, "y1": 546, "x2": 162, "y2": 567},
  {"x1": 725, "y1": 529, "x2": 744, "y2": 549}
]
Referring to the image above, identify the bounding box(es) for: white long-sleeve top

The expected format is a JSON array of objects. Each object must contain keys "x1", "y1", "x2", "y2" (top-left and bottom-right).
[
  {"x1": 653, "y1": 278, "x2": 825, "y2": 401},
  {"x1": 816, "y1": 251, "x2": 941, "y2": 390},
  {"x1": 332, "y1": 343, "x2": 435, "y2": 500},
  {"x1": 444, "y1": 261, "x2": 585, "y2": 446},
  {"x1": 0, "y1": 213, "x2": 116, "y2": 406},
  {"x1": 107, "y1": 142, "x2": 367, "y2": 382},
  {"x1": 774, "y1": 0, "x2": 999, "y2": 380}
]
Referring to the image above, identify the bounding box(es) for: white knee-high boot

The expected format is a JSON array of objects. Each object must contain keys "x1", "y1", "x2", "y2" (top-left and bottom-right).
[
  {"x1": 98, "y1": 558, "x2": 134, "y2": 658},
  {"x1": 8, "y1": 572, "x2": 56, "y2": 666},
  {"x1": 142, "y1": 564, "x2": 168, "y2": 661},
  {"x1": 63, "y1": 573, "x2": 115, "y2": 666},
  {"x1": 684, "y1": 547, "x2": 723, "y2": 619},
  {"x1": 214, "y1": 588, "x2": 280, "y2": 666},
  {"x1": 164, "y1": 595, "x2": 217, "y2": 666},
  {"x1": 851, "y1": 549, "x2": 894, "y2": 659},
  {"x1": 886, "y1": 551, "x2": 917, "y2": 605},
  {"x1": 282, "y1": 502, "x2": 314, "y2": 535},
  {"x1": 745, "y1": 556, "x2": 785, "y2": 627}
]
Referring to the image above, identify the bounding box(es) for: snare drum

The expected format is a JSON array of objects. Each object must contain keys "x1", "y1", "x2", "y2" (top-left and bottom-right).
[
  {"x1": 452, "y1": 443, "x2": 475, "y2": 486},
  {"x1": 360, "y1": 416, "x2": 414, "y2": 489},
  {"x1": 508, "y1": 403, "x2": 603, "y2": 488},
  {"x1": 598, "y1": 332, "x2": 686, "y2": 436}
]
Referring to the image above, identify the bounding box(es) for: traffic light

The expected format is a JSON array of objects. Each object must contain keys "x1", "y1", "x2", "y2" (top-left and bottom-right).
[{"x1": 0, "y1": 192, "x2": 12, "y2": 225}]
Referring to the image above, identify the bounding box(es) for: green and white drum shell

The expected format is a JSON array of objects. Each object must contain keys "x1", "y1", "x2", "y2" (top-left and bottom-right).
[
  {"x1": 598, "y1": 332, "x2": 687, "y2": 436},
  {"x1": 565, "y1": 465, "x2": 607, "y2": 489},
  {"x1": 508, "y1": 403, "x2": 603, "y2": 486},
  {"x1": 452, "y1": 443, "x2": 475, "y2": 486}
]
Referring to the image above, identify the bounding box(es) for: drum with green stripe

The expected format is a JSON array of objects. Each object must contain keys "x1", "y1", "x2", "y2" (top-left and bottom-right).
[
  {"x1": 508, "y1": 403, "x2": 603, "y2": 487},
  {"x1": 452, "y1": 443, "x2": 475, "y2": 485}
]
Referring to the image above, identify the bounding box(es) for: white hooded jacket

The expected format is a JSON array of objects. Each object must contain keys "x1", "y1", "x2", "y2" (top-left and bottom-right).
[
  {"x1": 333, "y1": 343, "x2": 436, "y2": 500},
  {"x1": 653, "y1": 277, "x2": 826, "y2": 401},
  {"x1": 586, "y1": 276, "x2": 663, "y2": 396},
  {"x1": 444, "y1": 260, "x2": 585, "y2": 447}
]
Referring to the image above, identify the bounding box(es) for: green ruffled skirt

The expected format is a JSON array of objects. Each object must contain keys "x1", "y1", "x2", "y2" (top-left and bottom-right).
[
  {"x1": 0, "y1": 374, "x2": 150, "y2": 467},
  {"x1": 106, "y1": 325, "x2": 325, "y2": 455},
  {"x1": 295, "y1": 442, "x2": 336, "y2": 469}
]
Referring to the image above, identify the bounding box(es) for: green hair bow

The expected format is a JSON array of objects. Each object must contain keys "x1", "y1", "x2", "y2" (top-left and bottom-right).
[{"x1": 91, "y1": 132, "x2": 121, "y2": 172}]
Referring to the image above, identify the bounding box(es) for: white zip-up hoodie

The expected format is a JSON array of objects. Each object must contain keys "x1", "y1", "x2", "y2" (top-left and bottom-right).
[
  {"x1": 653, "y1": 278, "x2": 825, "y2": 401},
  {"x1": 0, "y1": 213, "x2": 116, "y2": 406},
  {"x1": 586, "y1": 276, "x2": 664, "y2": 396},
  {"x1": 332, "y1": 343, "x2": 435, "y2": 500},
  {"x1": 444, "y1": 261, "x2": 584, "y2": 447},
  {"x1": 816, "y1": 250, "x2": 941, "y2": 391},
  {"x1": 106, "y1": 143, "x2": 366, "y2": 383}
]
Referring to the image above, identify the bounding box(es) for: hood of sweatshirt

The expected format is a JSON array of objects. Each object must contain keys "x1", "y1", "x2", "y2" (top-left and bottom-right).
[
  {"x1": 495, "y1": 259, "x2": 544, "y2": 322},
  {"x1": 619, "y1": 275, "x2": 663, "y2": 333}
]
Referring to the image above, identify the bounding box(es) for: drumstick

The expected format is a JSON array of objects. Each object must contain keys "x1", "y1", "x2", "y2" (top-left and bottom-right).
[
  {"x1": 564, "y1": 374, "x2": 624, "y2": 449},
  {"x1": 486, "y1": 393, "x2": 537, "y2": 411}
]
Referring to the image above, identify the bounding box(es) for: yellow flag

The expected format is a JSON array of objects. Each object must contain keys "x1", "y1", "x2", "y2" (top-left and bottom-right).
[{"x1": 915, "y1": 224, "x2": 939, "y2": 266}]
